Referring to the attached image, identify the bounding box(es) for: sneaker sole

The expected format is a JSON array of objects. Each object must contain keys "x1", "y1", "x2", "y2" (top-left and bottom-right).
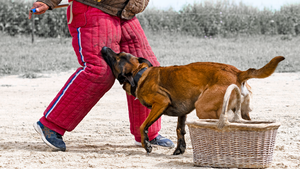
[{"x1": 33, "y1": 122, "x2": 63, "y2": 151}]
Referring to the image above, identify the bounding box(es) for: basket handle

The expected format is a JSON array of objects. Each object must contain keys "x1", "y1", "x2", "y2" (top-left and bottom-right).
[{"x1": 217, "y1": 84, "x2": 243, "y2": 129}]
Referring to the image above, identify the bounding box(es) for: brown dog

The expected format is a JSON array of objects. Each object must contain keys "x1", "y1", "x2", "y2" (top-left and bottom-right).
[{"x1": 101, "y1": 46, "x2": 285, "y2": 155}]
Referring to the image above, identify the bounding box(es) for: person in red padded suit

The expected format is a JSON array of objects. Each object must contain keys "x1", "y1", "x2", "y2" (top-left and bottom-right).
[{"x1": 28, "y1": 0, "x2": 174, "y2": 151}]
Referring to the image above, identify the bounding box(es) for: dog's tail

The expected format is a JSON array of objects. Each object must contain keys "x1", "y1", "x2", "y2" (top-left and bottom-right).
[{"x1": 238, "y1": 56, "x2": 285, "y2": 82}]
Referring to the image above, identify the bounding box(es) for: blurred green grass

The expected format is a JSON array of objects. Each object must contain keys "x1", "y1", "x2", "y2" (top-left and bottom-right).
[{"x1": 0, "y1": 31, "x2": 297, "y2": 77}]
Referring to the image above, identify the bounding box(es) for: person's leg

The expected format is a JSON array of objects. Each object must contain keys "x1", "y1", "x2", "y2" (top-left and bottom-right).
[
  {"x1": 34, "y1": 2, "x2": 122, "y2": 150},
  {"x1": 120, "y1": 17, "x2": 174, "y2": 147}
]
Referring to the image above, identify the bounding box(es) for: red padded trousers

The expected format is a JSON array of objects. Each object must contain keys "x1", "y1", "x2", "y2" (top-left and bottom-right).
[{"x1": 39, "y1": 1, "x2": 161, "y2": 142}]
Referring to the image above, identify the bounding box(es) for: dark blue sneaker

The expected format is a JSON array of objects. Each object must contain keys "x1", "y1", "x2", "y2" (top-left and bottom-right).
[
  {"x1": 135, "y1": 134, "x2": 175, "y2": 148},
  {"x1": 33, "y1": 121, "x2": 66, "y2": 151}
]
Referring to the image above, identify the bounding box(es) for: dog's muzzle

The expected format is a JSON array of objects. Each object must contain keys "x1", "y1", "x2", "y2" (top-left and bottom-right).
[
  {"x1": 117, "y1": 74, "x2": 126, "y2": 84},
  {"x1": 101, "y1": 47, "x2": 115, "y2": 73}
]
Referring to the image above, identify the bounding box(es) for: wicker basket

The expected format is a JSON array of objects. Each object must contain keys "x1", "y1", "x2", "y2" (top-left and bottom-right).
[{"x1": 186, "y1": 84, "x2": 280, "y2": 168}]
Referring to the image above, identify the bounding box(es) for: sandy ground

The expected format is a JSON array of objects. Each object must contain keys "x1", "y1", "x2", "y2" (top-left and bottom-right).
[{"x1": 0, "y1": 70, "x2": 299, "y2": 169}]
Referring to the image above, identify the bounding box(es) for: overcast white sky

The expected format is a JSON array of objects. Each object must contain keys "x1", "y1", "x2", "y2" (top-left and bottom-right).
[
  {"x1": 59, "y1": 0, "x2": 300, "y2": 11},
  {"x1": 147, "y1": 0, "x2": 300, "y2": 11}
]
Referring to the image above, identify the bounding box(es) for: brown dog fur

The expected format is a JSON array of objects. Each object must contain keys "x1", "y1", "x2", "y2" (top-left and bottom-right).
[{"x1": 101, "y1": 47, "x2": 285, "y2": 155}]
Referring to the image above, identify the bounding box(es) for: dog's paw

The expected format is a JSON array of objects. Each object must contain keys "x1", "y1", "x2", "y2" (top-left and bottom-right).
[
  {"x1": 145, "y1": 140, "x2": 152, "y2": 153},
  {"x1": 173, "y1": 145, "x2": 186, "y2": 155}
]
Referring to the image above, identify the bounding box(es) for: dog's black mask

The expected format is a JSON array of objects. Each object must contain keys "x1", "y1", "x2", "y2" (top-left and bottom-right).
[
  {"x1": 101, "y1": 46, "x2": 153, "y2": 85},
  {"x1": 117, "y1": 74, "x2": 126, "y2": 84},
  {"x1": 101, "y1": 47, "x2": 115, "y2": 74},
  {"x1": 119, "y1": 58, "x2": 152, "y2": 86},
  {"x1": 117, "y1": 58, "x2": 153, "y2": 86}
]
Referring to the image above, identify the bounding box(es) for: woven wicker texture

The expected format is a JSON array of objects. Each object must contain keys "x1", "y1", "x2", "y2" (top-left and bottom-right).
[
  {"x1": 188, "y1": 124, "x2": 278, "y2": 168},
  {"x1": 186, "y1": 84, "x2": 280, "y2": 168}
]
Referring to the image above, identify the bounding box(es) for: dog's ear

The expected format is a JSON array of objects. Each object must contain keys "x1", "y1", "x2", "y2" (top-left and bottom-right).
[
  {"x1": 118, "y1": 66, "x2": 136, "y2": 87},
  {"x1": 125, "y1": 76, "x2": 135, "y2": 87},
  {"x1": 138, "y1": 58, "x2": 153, "y2": 67},
  {"x1": 117, "y1": 73, "x2": 135, "y2": 87}
]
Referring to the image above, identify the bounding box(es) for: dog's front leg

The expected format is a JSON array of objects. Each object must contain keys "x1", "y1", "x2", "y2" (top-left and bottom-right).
[
  {"x1": 140, "y1": 99, "x2": 169, "y2": 154},
  {"x1": 173, "y1": 115, "x2": 187, "y2": 155}
]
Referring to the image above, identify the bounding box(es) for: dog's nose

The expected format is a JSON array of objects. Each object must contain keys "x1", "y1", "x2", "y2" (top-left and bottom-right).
[{"x1": 102, "y1": 46, "x2": 108, "y2": 53}]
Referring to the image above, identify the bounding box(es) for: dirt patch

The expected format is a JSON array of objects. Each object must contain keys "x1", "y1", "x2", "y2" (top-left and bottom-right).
[{"x1": 0, "y1": 71, "x2": 299, "y2": 168}]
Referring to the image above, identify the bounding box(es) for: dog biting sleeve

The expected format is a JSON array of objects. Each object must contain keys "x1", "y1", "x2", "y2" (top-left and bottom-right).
[
  {"x1": 40, "y1": 2, "x2": 162, "y2": 141},
  {"x1": 120, "y1": 17, "x2": 161, "y2": 142}
]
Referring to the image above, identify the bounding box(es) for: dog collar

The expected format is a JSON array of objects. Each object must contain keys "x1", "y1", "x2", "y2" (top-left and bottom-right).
[{"x1": 131, "y1": 67, "x2": 148, "y2": 97}]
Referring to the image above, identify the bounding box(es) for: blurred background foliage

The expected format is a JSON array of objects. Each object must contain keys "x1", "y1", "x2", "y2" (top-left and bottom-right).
[{"x1": 0, "y1": 0, "x2": 300, "y2": 38}]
